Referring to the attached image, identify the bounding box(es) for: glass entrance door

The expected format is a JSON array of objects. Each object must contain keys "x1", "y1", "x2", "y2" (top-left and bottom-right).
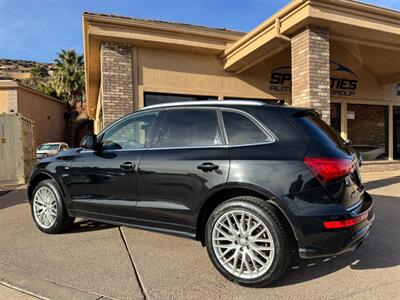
[
  {"x1": 394, "y1": 107, "x2": 400, "y2": 159},
  {"x1": 347, "y1": 104, "x2": 388, "y2": 161}
]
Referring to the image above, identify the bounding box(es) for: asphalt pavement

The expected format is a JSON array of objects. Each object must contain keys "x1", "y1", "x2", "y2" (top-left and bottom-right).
[{"x1": 0, "y1": 170, "x2": 399, "y2": 300}]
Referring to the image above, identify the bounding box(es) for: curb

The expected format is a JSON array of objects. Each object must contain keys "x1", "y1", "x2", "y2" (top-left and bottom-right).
[{"x1": 0, "y1": 262, "x2": 112, "y2": 300}]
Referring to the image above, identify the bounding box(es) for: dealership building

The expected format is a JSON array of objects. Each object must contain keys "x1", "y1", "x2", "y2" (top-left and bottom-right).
[{"x1": 83, "y1": 0, "x2": 400, "y2": 161}]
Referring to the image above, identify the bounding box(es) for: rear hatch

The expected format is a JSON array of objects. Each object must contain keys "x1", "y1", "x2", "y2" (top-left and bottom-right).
[{"x1": 291, "y1": 109, "x2": 364, "y2": 209}]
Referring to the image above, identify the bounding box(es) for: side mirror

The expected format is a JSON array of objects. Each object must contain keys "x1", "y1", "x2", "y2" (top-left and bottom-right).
[
  {"x1": 344, "y1": 139, "x2": 352, "y2": 146},
  {"x1": 80, "y1": 134, "x2": 98, "y2": 150}
]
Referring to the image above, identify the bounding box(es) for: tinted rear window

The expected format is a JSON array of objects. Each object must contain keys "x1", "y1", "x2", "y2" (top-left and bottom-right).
[
  {"x1": 222, "y1": 111, "x2": 271, "y2": 145},
  {"x1": 297, "y1": 115, "x2": 344, "y2": 148}
]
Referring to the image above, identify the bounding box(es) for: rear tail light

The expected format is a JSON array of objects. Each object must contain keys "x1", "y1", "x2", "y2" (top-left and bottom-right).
[
  {"x1": 323, "y1": 213, "x2": 368, "y2": 229},
  {"x1": 304, "y1": 157, "x2": 355, "y2": 184}
]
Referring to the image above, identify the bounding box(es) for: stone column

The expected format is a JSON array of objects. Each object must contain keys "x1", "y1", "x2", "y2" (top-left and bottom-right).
[
  {"x1": 100, "y1": 42, "x2": 134, "y2": 128},
  {"x1": 291, "y1": 26, "x2": 331, "y2": 123}
]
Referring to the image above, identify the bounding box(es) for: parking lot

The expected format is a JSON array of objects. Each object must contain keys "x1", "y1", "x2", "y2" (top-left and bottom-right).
[{"x1": 0, "y1": 170, "x2": 399, "y2": 300}]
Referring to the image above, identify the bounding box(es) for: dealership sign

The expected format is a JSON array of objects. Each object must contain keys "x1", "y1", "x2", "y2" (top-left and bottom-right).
[{"x1": 269, "y1": 61, "x2": 358, "y2": 97}]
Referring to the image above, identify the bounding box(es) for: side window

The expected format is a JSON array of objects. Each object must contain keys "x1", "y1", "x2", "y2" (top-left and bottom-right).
[
  {"x1": 222, "y1": 111, "x2": 270, "y2": 145},
  {"x1": 102, "y1": 112, "x2": 159, "y2": 150},
  {"x1": 157, "y1": 109, "x2": 223, "y2": 147}
]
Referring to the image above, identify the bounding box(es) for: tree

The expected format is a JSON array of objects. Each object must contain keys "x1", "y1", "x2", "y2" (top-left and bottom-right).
[
  {"x1": 29, "y1": 64, "x2": 50, "y2": 90},
  {"x1": 51, "y1": 49, "x2": 85, "y2": 105},
  {"x1": 30, "y1": 64, "x2": 49, "y2": 81},
  {"x1": 35, "y1": 81, "x2": 58, "y2": 98}
]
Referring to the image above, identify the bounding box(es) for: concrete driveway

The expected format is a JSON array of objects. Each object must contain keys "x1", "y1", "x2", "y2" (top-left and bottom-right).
[{"x1": 0, "y1": 171, "x2": 399, "y2": 300}]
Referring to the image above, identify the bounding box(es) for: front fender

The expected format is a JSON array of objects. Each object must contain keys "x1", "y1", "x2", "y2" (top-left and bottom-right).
[{"x1": 28, "y1": 167, "x2": 70, "y2": 207}]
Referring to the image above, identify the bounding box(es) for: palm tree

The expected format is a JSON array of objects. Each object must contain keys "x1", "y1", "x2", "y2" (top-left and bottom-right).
[
  {"x1": 30, "y1": 64, "x2": 49, "y2": 82},
  {"x1": 35, "y1": 81, "x2": 58, "y2": 98},
  {"x1": 29, "y1": 64, "x2": 50, "y2": 90},
  {"x1": 51, "y1": 49, "x2": 85, "y2": 105}
]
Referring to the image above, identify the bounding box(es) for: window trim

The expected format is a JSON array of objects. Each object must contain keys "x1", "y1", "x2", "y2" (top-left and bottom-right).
[{"x1": 147, "y1": 107, "x2": 276, "y2": 150}]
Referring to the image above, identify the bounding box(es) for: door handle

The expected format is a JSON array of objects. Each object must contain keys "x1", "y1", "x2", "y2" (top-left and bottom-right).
[
  {"x1": 120, "y1": 162, "x2": 134, "y2": 170},
  {"x1": 197, "y1": 162, "x2": 219, "y2": 172}
]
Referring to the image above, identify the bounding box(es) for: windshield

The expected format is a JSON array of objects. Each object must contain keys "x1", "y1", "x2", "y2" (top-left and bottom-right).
[{"x1": 38, "y1": 144, "x2": 59, "y2": 151}]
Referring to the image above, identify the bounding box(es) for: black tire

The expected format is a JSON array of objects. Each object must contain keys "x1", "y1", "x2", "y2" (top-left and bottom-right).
[
  {"x1": 30, "y1": 179, "x2": 75, "y2": 234},
  {"x1": 205, "y1": 196, "x2": 292, "y2": 287}
]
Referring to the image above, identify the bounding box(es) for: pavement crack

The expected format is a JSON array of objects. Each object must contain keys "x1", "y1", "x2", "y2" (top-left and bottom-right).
[
  {"x1": 118, "y1": 227, "x2": 148, "y2": 300},
  {"x1": 329, "y1": 278, "x2": 400, "y2": 300}
]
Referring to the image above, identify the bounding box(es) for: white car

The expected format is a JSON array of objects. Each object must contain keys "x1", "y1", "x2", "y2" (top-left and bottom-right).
[{"x1": 36, "y1": 142, "x2": 69, "y2": 160}]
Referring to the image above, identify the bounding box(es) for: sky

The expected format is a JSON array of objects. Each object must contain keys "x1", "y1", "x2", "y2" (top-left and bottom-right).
[{"x1": 0, "y1": 0, "x2": 399, "y2": 63}]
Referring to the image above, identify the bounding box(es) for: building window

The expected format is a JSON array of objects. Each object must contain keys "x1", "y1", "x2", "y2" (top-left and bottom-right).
[
  {"x1": 330, "y1": 103, "x2": 341, "y2": 134},
  {"x1": 224, "y1": 97, "x2": 284, "y2": 105},
  {"x1": 347, "y1": 104, "x2": 388, "y2": 161},
  {"x1": 144, "y1": 92, "x2": 217, "y2": 106}
]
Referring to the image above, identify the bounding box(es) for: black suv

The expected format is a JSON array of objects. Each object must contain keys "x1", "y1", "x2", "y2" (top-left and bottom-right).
[{"x1": 28, "y1": 101, "x2": 374, "y2": 287}]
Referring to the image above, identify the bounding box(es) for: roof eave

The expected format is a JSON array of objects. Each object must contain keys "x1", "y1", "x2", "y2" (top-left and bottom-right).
[
  {"x1": 83, "y1": 13, "x2": 246, "y2": 119},
  {"x1": 222, "y1": 0, "x2": 400, "y2": 73}
]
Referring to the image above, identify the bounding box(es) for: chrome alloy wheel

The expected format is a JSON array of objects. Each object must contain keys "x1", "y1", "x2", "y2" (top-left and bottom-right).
[
  {"x1": 33, "y1": 186, "x2": 58, "y2": 229},
  {"x1": 212, "y1": 210, "x2": 275, "y2": 279}
]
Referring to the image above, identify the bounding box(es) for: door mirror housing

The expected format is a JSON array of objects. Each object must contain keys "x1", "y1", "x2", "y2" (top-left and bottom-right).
[
  {"x1": 80, "y1": 134, "x2": 98, "y2": 150},
  {"x1": 344, "y1": 139, "x2": 352, "y2": 146}
]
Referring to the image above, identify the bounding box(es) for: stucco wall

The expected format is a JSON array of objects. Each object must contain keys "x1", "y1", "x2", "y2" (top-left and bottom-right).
[
  {"x1": 261, "y1": 43, "x2": 400, "y2": 104},
  {"x1": 330, "y1": 42, "x2": 400, "y2": 103},
  {"x1": 17, "y1": 88, "x2": 65, "y2": 146},
  {"x1": 137, "y1": 47, "x2": 275, "y2": 107},
  {"x1": 100, "y1": 40, "x2": 400, "y2": 119},
  {"x1": 134, "y1": 43, "x2": 400, "y2": 107},
  {"x1": 0, "y1": 90, "x2": 8, "y2": 113}
]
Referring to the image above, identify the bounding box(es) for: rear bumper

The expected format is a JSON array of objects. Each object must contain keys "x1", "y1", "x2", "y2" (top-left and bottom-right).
[{"x1": 297, "y1": 192, "x2": 374, "y2": 259}]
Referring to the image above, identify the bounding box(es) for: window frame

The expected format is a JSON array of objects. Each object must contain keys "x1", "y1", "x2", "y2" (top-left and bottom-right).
[
  {"x1": 219, "y1": 108, "x2": 277, "y2": 147},
  {"x1": 147, "y1": 107, "x2": 276, "y2": 150},
  {"x1": 95, "y1": 110, "x2": 161, "y2": 152}
]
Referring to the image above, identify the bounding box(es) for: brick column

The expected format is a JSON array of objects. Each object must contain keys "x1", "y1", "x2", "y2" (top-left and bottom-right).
[
  {"x1": 291, "y1": 26, "x2": 330, "y2": 123},
  {"x1": 100, "y1": 42, "x2": 134, "y2": 127}
]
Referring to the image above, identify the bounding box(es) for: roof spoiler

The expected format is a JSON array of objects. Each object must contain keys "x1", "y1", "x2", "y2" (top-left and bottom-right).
[{"x1": 292, "y1": 108, "x2": 322, "y2": 118}]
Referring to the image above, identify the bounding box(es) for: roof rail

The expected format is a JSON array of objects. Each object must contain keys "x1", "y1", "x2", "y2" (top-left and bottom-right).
[{"x1": 139, "y1": 100, "x2": 267, "y2": 110}]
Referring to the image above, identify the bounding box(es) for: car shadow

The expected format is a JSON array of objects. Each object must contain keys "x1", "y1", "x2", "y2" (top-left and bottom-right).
[
  {"x1": 66, "y1": 219, "x2": 115, "y2": 233},
  {"x1": 0, "y1": 189, "x2": 27, "y2": 209},
  {"x1": 0, "y1": 190, "x2": 12, "y2": 197},
  {"x1": 364, "y1": 176, "x2": 400, "y2": 190},
  {"x1": 274, "y1": 194, "x2": 400, "y2": 287}
]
